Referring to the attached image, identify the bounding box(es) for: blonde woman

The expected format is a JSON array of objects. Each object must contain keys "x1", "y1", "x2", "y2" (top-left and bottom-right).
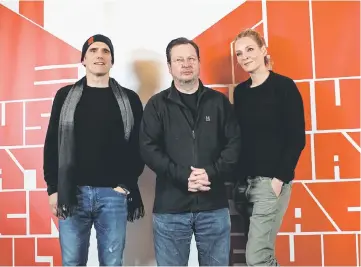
[{"x1": 232, "y1": 29, "x2": 306, "y2": 266}]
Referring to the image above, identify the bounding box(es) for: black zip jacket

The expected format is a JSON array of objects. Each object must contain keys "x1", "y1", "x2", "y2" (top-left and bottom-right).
[{"x1": 139, "y1": 81, "x2": 241, "y2": 213}]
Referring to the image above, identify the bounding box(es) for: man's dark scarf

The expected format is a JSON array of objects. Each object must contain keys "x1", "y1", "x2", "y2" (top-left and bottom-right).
[{"x1": 56, "y1": 77, "x2": 144, "y2": 221}]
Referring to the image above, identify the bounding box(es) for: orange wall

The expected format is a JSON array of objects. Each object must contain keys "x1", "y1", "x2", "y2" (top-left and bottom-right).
[
  {"x1": 0, "y1": 1, "x2": 360, "y2": 266},
  {"x1": 194, "y1": 1, "x2": 360, "y2": 266}
]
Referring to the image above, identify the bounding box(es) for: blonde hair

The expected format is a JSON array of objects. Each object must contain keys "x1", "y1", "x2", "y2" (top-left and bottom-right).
[{"x1": 235, "y1": 28, "x2": 273, "y2": 69}]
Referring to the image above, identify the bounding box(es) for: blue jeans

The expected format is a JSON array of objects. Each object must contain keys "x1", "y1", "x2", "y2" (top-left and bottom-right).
[
  {"x1": 59, "y1": 186, "x2": 128, "y2": 266},
  {"x1": 153, "y1": 208, "x2": 231, "y2": 266}
]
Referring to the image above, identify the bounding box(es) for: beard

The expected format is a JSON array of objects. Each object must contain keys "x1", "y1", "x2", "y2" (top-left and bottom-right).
[
  {"x1": 179, "y1": 77, "x2": 197, "y2": 84},
  {"x1": 176, "y1": 72, "x2": 198, "y2": 85}
]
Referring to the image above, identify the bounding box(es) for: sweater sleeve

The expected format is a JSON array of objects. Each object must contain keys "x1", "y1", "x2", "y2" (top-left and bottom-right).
[
  {"x1": 124, "y1": 90, "x2": 145, "y2": 184},
  {"x1": 276, "y1": 79, "x2": 306, "y2": 182},
  {"x1": 43, "y1": 89, "x2": 67, "y2": 195},
  {"x1": 231, "y1": 85, "x2": 245, "y2": 184}
]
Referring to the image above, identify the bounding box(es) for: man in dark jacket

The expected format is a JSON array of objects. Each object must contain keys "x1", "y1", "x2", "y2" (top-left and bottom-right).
[
  {"x1": 139, "y1": 37, "x2": 241, "y2": 266},
  {"x1": 43, "y1": 34, "x2": 145, "y2": 266}
]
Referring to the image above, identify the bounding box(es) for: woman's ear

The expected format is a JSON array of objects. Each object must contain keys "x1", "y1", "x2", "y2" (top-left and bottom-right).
[{"x1": 261, "y1": 45, "x2": 267, "y2": 57}]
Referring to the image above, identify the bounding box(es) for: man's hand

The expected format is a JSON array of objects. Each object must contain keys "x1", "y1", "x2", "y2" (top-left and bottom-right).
[
  {"x1": 49, "y1": 192, "x2": 58, "y2": 216},
  {"x1": 113, "y1": 186, "x2": 128, "y2": 195},
  {"x1": 271, "y1": 178, "x2": 283, "y2": 197},
  {"x1": 188, "y1": 166, "x2": 211, "y2": 192}
]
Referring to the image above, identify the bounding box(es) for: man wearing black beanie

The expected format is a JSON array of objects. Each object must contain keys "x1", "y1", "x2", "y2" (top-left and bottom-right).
[
  {"x1": 43, "y1": 34, "x2": 145, "y2": 266},
  {"x1": 81, "y1": 34, "x2": 115, "y2": 64}
]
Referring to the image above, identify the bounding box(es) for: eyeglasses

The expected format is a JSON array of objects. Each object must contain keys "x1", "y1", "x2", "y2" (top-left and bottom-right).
[{"x1": 172, "y1": 57, "x2": 198, "y2": 65}]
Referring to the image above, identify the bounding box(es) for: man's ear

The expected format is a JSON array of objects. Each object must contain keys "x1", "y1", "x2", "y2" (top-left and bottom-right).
[{"x1": 167, "y1": 63, "x2": 171, "y2": 75}]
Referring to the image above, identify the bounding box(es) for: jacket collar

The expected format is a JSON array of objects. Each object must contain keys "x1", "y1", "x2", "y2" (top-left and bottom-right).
[{"x1": 167, "y1": 79, "x2": 207, "y2": 105}]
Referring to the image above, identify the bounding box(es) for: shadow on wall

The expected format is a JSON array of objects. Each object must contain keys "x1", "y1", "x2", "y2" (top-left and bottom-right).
[
  {"x1": 123, "y1": 167, "x2": 157, "y2": 266},
  {"x1": 122, "y1": 49, "x2": 162, "y2": 265},
  {"x1": 123, "y1": 50, "x2": 160, "y2": 264},
  {"x1": 131, "y1": 49, "x2": 162, "y2": 105}
]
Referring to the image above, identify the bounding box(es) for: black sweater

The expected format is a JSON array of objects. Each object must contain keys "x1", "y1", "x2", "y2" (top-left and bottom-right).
[
  {"x1": 43, "y1": 84, "x2": 144, "y2": 195},
  {"x1": 233, "y1": 71, "x2": 306, "y2": 183}
]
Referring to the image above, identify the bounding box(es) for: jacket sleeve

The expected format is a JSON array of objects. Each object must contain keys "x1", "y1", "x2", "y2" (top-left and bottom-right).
[
  {"x1": 204, "y1": 95, "x2": 241, "y2": 182},
  {"x1": 139, "y1": 98, "x2": 191, "y2": 190},
  {"x1": 43, "y1": 90, "x2": 63, "y2": 196},
  {"x1": 124, "y1": 91, "x2": 145, "y2": 184},
  {"x1": 276, "y1": 79, "x2": 306, "y2": 182}
]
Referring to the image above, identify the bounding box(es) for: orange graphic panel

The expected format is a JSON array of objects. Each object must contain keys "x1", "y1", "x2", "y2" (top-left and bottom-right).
[
  {"x1": 280, "y1": 183, "x2": 336, "y2": 233},
  {"x1": 14, "y1": 239, "x2": 49, "y2": 266},
  {"x1": 211, "y1": 87, "x2": 229, "y2": 97},
  {"x1": 0, "y1": 149, "x2": 24, "y2": 189},
  {"x1": 0, "y1": 4, "x2": 80, "y2": 266},
  {"x1": 323, "y1": 234, "x2": 359, "y2": 266},
  {"x1": 267, "y1": 1, "x2": 313, "y2": 80},
  {"x1": 308, "y1": 181, "x2": 361, "y2": 231},
  {"x1": 0, "y1": 238, "x2": 13, "y2": 266},
  {"x1": 25, "y1": 100, "x2": 53, "y2": 145},
  {"x1": 11, "y1": 147, "x2": 47, "y2": 189},
  {"x1": 34, "y1": 67, "x2": 78, "y2": 83},
  {"x1": 0, "y1": 4, "x2": 80, "y2": 101},
  {"x1": 0, "y1": 102, "x2": 23, "y2": 146},
  {"x1": 19, "y1": 0, "x2": 44, "y2": 27},
  {"x1": 297, "y1": 82, "x2": 312, "y2": 132},
  {"x1": 0, "y1": 192, "x2": 26, "y2": 235},
  {"x1": 276, "y1": 235, "x2": 323, "y2": 266},
  {"x1": 294, "y1": 134, "x2": 312, "y2": 180},
  {"x1": 312, "y1": 1, "x2": 360, "y2": 78},
  {"x1": 37, "y1": 238, "x2": 62, "y2": 266},
  {"x1": 315, "y1": 79, "x2": 360, "y2": 130},
  {"x1": 314, "y1": 133, "x2": 360, "y2": 179},
  {"x1": 29, "y1": 191, "x2": 59, "y2": 235}
]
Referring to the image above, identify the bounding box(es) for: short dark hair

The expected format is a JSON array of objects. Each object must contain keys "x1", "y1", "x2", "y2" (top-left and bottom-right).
[{"x1": 166, "y1": 37, "x2": 200, "y2": 64}]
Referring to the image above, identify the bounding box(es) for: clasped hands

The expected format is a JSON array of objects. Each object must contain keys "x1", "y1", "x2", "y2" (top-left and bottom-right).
[{"x1": 188, "y1": 166, "x2": 211, "y2": 192}]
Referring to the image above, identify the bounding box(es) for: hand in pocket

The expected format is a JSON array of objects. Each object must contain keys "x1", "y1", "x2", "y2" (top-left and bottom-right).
[
  {"x1": 271, "y1": 178, "x2": 283, "y2": 197},
  {"x1": 113, "y1": 186, "x2": 127, "y2": 195}
]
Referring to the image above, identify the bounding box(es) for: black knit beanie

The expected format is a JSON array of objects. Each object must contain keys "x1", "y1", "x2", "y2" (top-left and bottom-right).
[{"x1": 81, "y1": 34, "x2": 114, "y2": 64}]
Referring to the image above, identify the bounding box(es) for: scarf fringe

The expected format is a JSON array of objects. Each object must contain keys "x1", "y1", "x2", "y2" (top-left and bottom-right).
[
  {"x1": 127, "y1": 205, "x2": 145, "y2": 222},
  {"x1": 56, "y1": 204, "x2": 76, "y2": 220},
  {"x1": 127, "y1": 194, "x2": 145, "y2": 222},
  {"x1": 56, "y1": 202, "x2": 145, "y2": 222},
  {"x1": 56, "y1": 193, "x2": 145, "y2": 222}
]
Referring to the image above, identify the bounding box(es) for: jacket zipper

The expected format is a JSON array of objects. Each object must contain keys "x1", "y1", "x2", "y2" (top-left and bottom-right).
[
  {"x1": 192, "y1": 130, "x2": 196, "y2": 165},
  {"x1": 192, "y1": 94, "x2": 204, "y2": 210},
  {"x1": 192, "y1": 129, "x2": 199, "y2": 207},
  {"x1": 169, "y1": 90, "x2": 206, "y2": 210}
]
